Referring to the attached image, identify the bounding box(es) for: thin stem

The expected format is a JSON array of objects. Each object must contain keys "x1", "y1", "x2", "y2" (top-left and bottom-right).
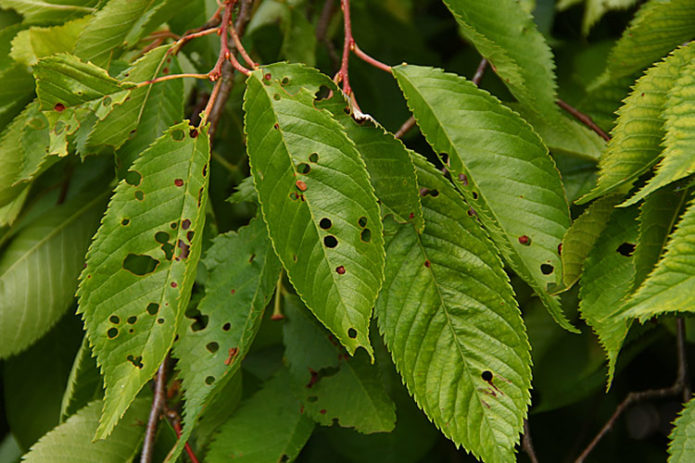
[
  {"x1": 228, "y1": 19, "x2": 256, "y2": 69},
  {"x1": 336, "y1": 0, "x2": 353, "y2": 95},
  {"x1": 472, "y1": 58, "x2": 488, "y2": 86},
  {"x1": 353, "y1": 43, "x2": 391, "y2": 73},
  {"x1": 556, "y1": 99, "x2": 611, "y2": 142},
  {"x1": 134, "y1": 73, "x2": 210, "y2": 88},
  {"x1": 140, "y1": 361, "x2": 167, "y2": 463},
  {"x1": 172, "y1": 27, "x2": 220, "y2": 51},
  {"x1": 164, "y1": 408, "x2": 200, "y2": 463},
  {"x1": 395, "y1": 117, "x2": 416, "y2": 139},
  {"x1": 522, "y1": 420, "x2": 539, "y2": 463},
  {"x1": 575, "y1": 319, "x2": 690, "y2": 462},
  {"x1": 271, "y1": 271, "x2": 285, "y2": 320}
]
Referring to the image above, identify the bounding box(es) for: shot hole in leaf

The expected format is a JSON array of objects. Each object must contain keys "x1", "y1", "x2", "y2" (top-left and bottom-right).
[
  {"x1": 155, "y1": 231, "x2": 169, "y2": 244},
  {"x1": 348, "y1": 328, "x2": 357, "y2": 339},
  {"x1": 472, "y1": 191, "x2": 479, "y2": 200},
  {"x1": 336, "y1": 265, "x2": 346, "y2": 274},
  {"x1": 481, "y1": 370, "x2": 493, "y2": 382},
  {"x1": 125, "y1": 171, "x2": 141, "y2": 186},
  {"x1": 127, "y1": 355, "x2": 143, "y2": 369},
  {"x1": 191, "y1": 315, "x2": 208, "y2": 331},
  {"x1": 358, "y1": 216, "x2": 367, "y2": 227},
  {"x1": 540, "y1": 264, "x2": 554, "y2": 275},
  {"x1": 617, "y1": 242, "x2": 636, "y2": 257},
  {"x1": 54, "y1": 103, "x2": 65, "y2": 112},
  {"x1": 360, "y1": 228, "x2": 371, "y2": 242},
  {"x1": 189, "y1": 128, "x2": 198, "y2": 138},
  {"x1": 314, "y1": 85, "x2": 331, "y2": 101},
  {"x1": 122, "y1": 254, "x2": 159, "y2": 276},
  {"x1": 324, "y1": 235, "x2": 338, "y2": 248},
  {"x1": 222, "y1": 322, "x2": 231, "y2": 331},
  {"x1": 174, "y1": 178, "x2": 184, "y2": 187},
  {"x1": 298, "y1": 163, "x2": 311, "y2": 174},
  {"x1": 134, "y1": 190, "x2": 144, "y2": 201},
  {"x1": 146, "y1": 303, "x2": 159, "y2": 315},
  {"x1": 206, "y1": 342, "x2": 219, "y2": 353},
  {"x1": 281, "y1": 76, "x2": 290, "y2": 85},
  {"x1": 127, "y1": 316, "x2": 137, "y2": 324},
  {"x1": 121, "y1": 218, "x2": 130, "y2": 226},
  {"x1": 109, "y1": 316, "x2": 120, "y2": 324},
  {"x1": 205, "y1": 376, "x2": 215, "y2": 385},
  {"x1": 172, "y1": 129, "x2": 185, "y2": 141},
  {"x1": 157, "y1": 318, "x2": 164, "y2": 324},
  {"x1": 319, "y1": 218, "x2": 332, "y2": 230},
  {"x1": 107, "y1": 328, "x2": 118, "y2": 339},
  {"x1": 182, "y1": 219, "x2": 191, "y2": 230},
  {"x1": 309, "y1": 152, "x2": 319, "y2": 163}
]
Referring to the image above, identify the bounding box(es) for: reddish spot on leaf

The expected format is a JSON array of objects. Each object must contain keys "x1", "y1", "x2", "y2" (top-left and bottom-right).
[
  {"x1": 177, "y1": 239, "x2": 190, "y2": 260},
  {"x1": 336, "y1": 265, "x2": 346, "y2": 274},
  {"x1": 189, "y1": 128, "x2": 198, "y2": 138},
  {"x1": 424, "y1": 260, "x2": 431, "y2": 268},
  {"x1": 171, "y1": 282, "x2": 178, "y2": 288},
  {"x1": 409, "y1": 212, "x2": 414, "y2": 219},
  {"x1": 306, "y1": 369, "x2": 319, "y2": 388},
  {"x1": 273, "y1": 123, "x2": 279, "y2": 130},
  {"x1": 182, "y1": 219, "x2": 191, "y2": 230},
  {"x1": 319, "y1": 409, "x2": 327, "y2": 415},
  {"x1": 224, "y1": 347, "x2": 239, "y2": 366},
  {"x1": 174, "y1": 178, "x2": 184, "y2": 187},
  {"x1": 54, "y1": 103, "x2": 65, "y2": 112},
  {"x1": 230, "y1": 289, "x2": 236, "y2": 294},
  {"x1": 518, "y1": 235, "x2": 530, "y2": 245},
  {"x1": 458, "y1": 173, "x2": 468, "y2": 185},
  {"x1": 264, "y1": 73, "x2": 272, "y2": 80},
  {"x1": 296, "y1": 180, "x2": 307, "y2": 191},
  {"x1": 187, "y1": 231, "x2": 194, "y2": 242},
  {"x1": 162, "y1": 67, "x2": 169, "y2": 74},
  {"x1": 558, "y1": 243, "x2": 563, "y2": 255}
]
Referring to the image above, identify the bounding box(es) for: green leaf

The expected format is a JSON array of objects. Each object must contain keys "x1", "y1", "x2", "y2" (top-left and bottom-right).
[
  {"x1": 669, "y1": 396, "x2": 695, "y2": 463},
  {"x1": 168, "y1": 218, "x2": 280, "y2": 462},
  {"x1": 622, "y1": 197, "x2": 695, "y2": 321},
  {"x1": 578, "y1": 43, "x2": 695, "y2": 204},
  {"x1": 0, "y1": 105, "x2": 34, "y2": 210},
  {"x1": 442, "y1": 0, "x2": 557, "y2": 115},
  {"x1": 0, "y1": 0, "x2": 98, "y2": 25},
  {"x1": 375, "y1": 152, "x2": 531, "y2": 463},
  {"x1": 0, "y1": 190, "x2": 108, "y2": 359},
  {"x1": 0, "y1": 64, "x2": 35, "y2": 129},
  {"x1": 244, "y1": 65, "x2": 384, "y2": 356},
  {"x1": 206, "y1": 368, "x2": 314, "y2": 463},
  {"x1": 60, "y1": 336, "x2": 103, "y2": 422},
  {"x1": 282, "y1": 4, "x2": 317, "y2": 66},
  {"x1": 10, "y1": 16, "x2": 89, "y2": 66},
  {"x1": 582, "y1": 0, "x2": 639, "y2": 35},
  {"x1": 578, "y1": 206, "x2": 639, "y2": 384},
  {"x1": 283, "y1": 295, "x2": 396, "y2": 434},
  {"x1": 561, "y1": 195, "x2": 622, "y2": 289},
  {"x1": 597, "y1": 0, "x2": 695, "y2": 84},
  {"x1": 77, "y1": 121, "x2": 210, "y2": 439},
  {"x1": 34, "y1": 53, "x2": 134, "y2": 156},
  {"x1": 622, "y1": 58, "x2": 695, "y2": 206},
  {"x1": 633, "y1": 189, "x2": 689, "y2": 288},
  {"x1": 74, "y1": 0, "x2": 163, "y2": 68},
  {"x1": 393, "y1": 64, "x2": 575, "y2": 332},
  {"x1": 86, "y1": 45, "x2": 177, "y2": 152},
  {"x1": 21, "y1": 399, "x2": 149, "y2": 463}
]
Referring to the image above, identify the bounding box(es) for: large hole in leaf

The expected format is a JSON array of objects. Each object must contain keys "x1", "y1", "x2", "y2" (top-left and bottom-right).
[
  {"x1": 123, "y1": 254, "x2": 159, "y2": 276},
  {"x1": 324, "y1": 236, "x2": 338, "y2": 248},
  {"x1": 360, "y1": 229, "x2": 371, "y2": 242},
  {"x1": 617, "y1": 242, "x2": 636, "y2": 257},
  {"x1": 125, "y1": 170, "x2": 142, "y2": 186},
  {"x1": 147, "y1": 303, "x2": 159, "y2": 315},
  {"x1": 540, "y1": 264, "x2": 554, "y2": 275},
  {"x1": 319, "y1": 218, "x2": 332, "y2": 230}
]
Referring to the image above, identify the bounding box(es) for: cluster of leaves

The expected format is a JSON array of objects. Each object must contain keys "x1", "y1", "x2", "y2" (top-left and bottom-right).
[{"x1": 1, "y1": 0, "x2": 695, "y2": 462}]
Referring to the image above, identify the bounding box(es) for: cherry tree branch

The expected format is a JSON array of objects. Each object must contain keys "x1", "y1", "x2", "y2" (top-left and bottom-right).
[
  {"x1": 522, "y1": 419, "x2": 539, "y2": 463},
  {"x1": 575, "y1": 318, "x2": 690, "y2": 463},
  {"x1": 164, "y1": 408, "x2": 200, "y2": 463},
  {"x1": 556, "y1": 99, "x2": 611, "y2": 142},
  {"x1": 140, "y1": 360, "x2": 167, "y2": 463}
]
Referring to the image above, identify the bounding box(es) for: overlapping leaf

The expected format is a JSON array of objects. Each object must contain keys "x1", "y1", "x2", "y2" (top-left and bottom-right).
[
  {"x1": 22, "y1": 399, "x2": 148, "y2": 463},
  {"x1": 60, "y1": 337, "x2": 103, "y2": 422},
  {"x1": 283, "y1": 294, "x2": 396, "y2": 434},
  {"x1": 244, "y1": 65, "x2": 384, "y2": 356},
  {"x1": 578, "y1": 207, "x2": 639, "y2": 384},
  {"x1": 77, "y1": 121, "x2": 210, "y2": 439},
  {"x1": 0, "y1": 0, "x2": 98, "y2": 24},
  {"x1": 168, "y1": 218, "x2": 280, "y2": 462},
  {"x1": 669, "y1": 396, "x2": 695, "y2": 462},
  {"x1": 393, "y1": 64, "x2": 574, "y2": 331},
  {"x1": 622, "y1": 197, "x2": 695, "y2": 321},
  {"x1": 375, "y1": 152, "x2": 531, "y2": 463},
  {"x1": 206, "y1": 369, "x2": 314, "y2": 463},
  {"x1": 578, "y1": 44, "x2": 695, "y2": 204},
  {"x1": 33, "y1": 53, "x2": 134, "y2": 156},
  {"x1": 0, "y1": 190, "x2": 107, "y2": 359},
  {"x1": 10, "y1": 17, "x2": 88, "y2": 66}
]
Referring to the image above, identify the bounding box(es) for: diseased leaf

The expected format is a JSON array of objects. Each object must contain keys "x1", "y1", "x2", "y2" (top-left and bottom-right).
[
  {"x1": 579, "y1": 206, "x2": 639, "y2": 384},
  {"x1": 283, "y1": 295, "x2": 396, "y2": 434},
  {"x1": 669, "y1": 396, "x2": 695, "y2": 463},
  {"x1": 393, "y1": 64, "x2": 575, "y2": 332},
  {"x1": 561, "y1": 195, "x2": 622, "y2": 289},
  {"x1": 622, "y1": 197, "x2": 695, "y2": 321},
  {"x1": 0, "y1": 190, "x2": 108, "y2": 359},
  {"x1": 77, "y1": 121, "x2": 210, "y2": 439},
  {"x1": 74, "y1": 0, "x2": 163, "y2": 68},
  {"x1": 21, "y1": 399, "x2": 148, "y2": 463},
  {"x1": 10, "y1": 16, "x2": 89, "y2": 66},
  {"x1": 0, "y1": 105, "x2": 34, "y2": 210},
  {"x1": 206, "y1": 368, "x2": 314, "y2": 463},
  {"x1": 0, "y1": 0, "x2": 98, "y2": 24},
  {"x1": 33, "y1": 53, "x2": 134, "y2": 156},
  {"x1": 0, "y1": 63, "x2": 34, "y2": 130},
  {"x1": 578, "y1": 44, "x2": 695, "y2": 204},
  {"x1": 244, "y1": 65, "x2": 384, "y2": 356},
  {"x1": 375, "y1": 152, "x2": 531, "y2": 463},
  {"x1": 168, "y1": 218, "x2": 280, "y2": 462}
]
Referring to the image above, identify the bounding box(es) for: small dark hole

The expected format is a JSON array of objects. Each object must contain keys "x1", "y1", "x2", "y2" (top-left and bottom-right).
[
  {"x1": 472, "y1": 191, "x2": 479, "y2": 200},
  {"x1": 189, "y1": 128, "x2": 198, "y2": 138},
  {"x1": 182, "y1": 219, "x2": 191, "y2": 230},
  {"x1": 107, "y1": 328, "x2": 118, "y2": 339},
  {"x1": 127, "y1": 316, "x2": 137, "y2": 324},
  {"x1": 206, "y1": 342, "x2": 219, "y2": 353},
  {"x1": 309, "y1": 152, "x2": 319, "y2": 163},
  {"x1": 319, "y1": 218, "x2": 332, "y2": 229},
  {"x1": 157, "y1": 318, "x2": 164, "y2": 324},
  {"x1": 135, "y1": 190, "x2": 144, "y2": 201},
  {"x1": 273, "y1": 94, "x2": 281, "y2": 101},
  {"x1": 121, "y1": 218, "x2": 130, "y2": 226},
  {"x1": 146, "y1": 303, "x2": 159, "y2": 315},
  {"x1": 481, "y1": 370, "x2": 493, "y2": 382},
  {"x1": 155, "y1": 231, "x2": 169, "y2": 244},
  {"x1": 281, "y1": 77, "x2": 290, "y2": 85},
  {"x1": 358, "y1": 216, "x2": 367, "y2": 227},
  {"x1": 172, "y1": 129, "x2": 185, "y2": 141},
  {"x1": 348, "y1": 328, "x2": 357, "y2": 338},
  {"x1": 109, "y1": 315, "x2": 120, "y2": 324},
  {"x1": 324, "y1": 235, "x2": 338, "y2": 248},
  {"x1": 360, "y1": 228, "x2": 371, "y2": 242},
  {"x1": 540, "y1": 264, "x2": 554, "y2": 275},
  {"x1": 125, "y1": 170, "x2": 141, "y2": 186},
  {"x1": 205, "y1": 376, "x2": 215, "y2": 385},
  {"x1": 298, "y1": 163, "x2": 311, "y2": 174},
  {"x1": 192, "y1": 315, "x2": 209, "y2": 331},
  {"x1": 222, "y1": 322, "x2": 231, "y2": 331},
  {"x1": 617, "y1": 242, "x2": 636, "y2": 257}
]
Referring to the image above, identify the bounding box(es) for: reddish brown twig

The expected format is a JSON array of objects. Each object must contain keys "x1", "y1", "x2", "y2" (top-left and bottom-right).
[
  {"x1": 574, "y1": 318, "x2": 689, "y2": 462},
  {"x1": 556, "y1": 99, "x2": 611, "y2": 142},
  {"x1": 522, "y1": 419, "x2": 539, "y2": 463},
  {"x1": 210, "y1": 1, "x2": 250, "y2": 80},
  {"x1": 141, "y1": 361, "x2": 167, "y2": 463},
  {"x1": 165, "y1": 408, "x2": 200, "y2": 463}
]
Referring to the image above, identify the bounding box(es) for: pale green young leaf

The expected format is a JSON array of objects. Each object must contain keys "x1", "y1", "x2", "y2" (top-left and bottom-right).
[
  {"x1": 622, "y1": 59, "x2": 695, "y2": 206},
  {"x1": 583, "y1": 0, "x2": 639, "y2": 35},
  {"x1": 283, "y1": 295, "x2": 396, "y2": 434},
  {"x1": 393, "y1": 64, "x2": 575, "y2": 332},
  {"x1": 206, "y1": 368, "x2": 314, "y2": 463},
  {"x1": 0, "y1": 0, "x2": 98, "y2": 25},
  {"x1": 375, "y1": 152, "x2": 531, "y2": 463},
  {"x1": 622, "y1": 197, "x2": 695, "y2": 321},
  {"x1": 244, "y1": 65, "x2": 384, "y2": 357},
  {"x1": 10, "y1": 16, "x2": 89, "y2": 66},
  {"x1": 597, "y1": 0, "x2": 695, "y2": 84},
  {"x1": 442, "y1": 0, "x2": 557, "y2": 115},
  {"x1": 579, "y1": 206, "x2": 639, "y2": 384},
  {"x1": 74, "y1": 0, "x2": 163, "y2": 68},
  {"x1": 21, "y1": 399, "x2": 148, "y2": 463},
  {"x1": 0, "y1": 191, "x2": 108, "y2": 359},
  {"x1": 167, "y1": 218, "x2": 280, "y2": 462},
  {"x1": 578, "y1": 44, "x2": 695, "y2": 204},
  {"x1": 60, "y1": 336, "x2": 103, "y2": 422},
  {"x1": 86, "y1": 45, "x2": 176, "y2": 152},
  {"x1": 669, "y1": 396, "x2": 695, "y2": 462},
  {"x1": 77, "y1": 121, "x2": 210, "y2": 439},
  {"x1": 33, "y1": 53, "x2": 134, "y2": 156},
  {"x1": 633, "y1": 189, "x2": 689, "y2": 289},
  {"x1": 561, "y1": 195, "x2": 622, "y2": 289}
]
